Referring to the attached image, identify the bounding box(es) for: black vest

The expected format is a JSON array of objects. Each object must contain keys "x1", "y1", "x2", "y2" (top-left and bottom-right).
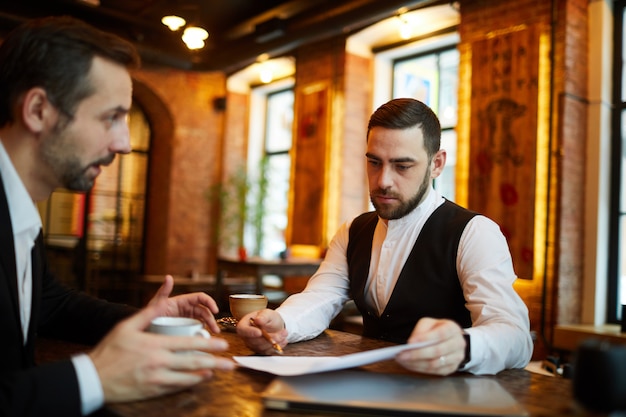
[{"x1": 347, "y1": 200, "x2": 477, "y2": 343}]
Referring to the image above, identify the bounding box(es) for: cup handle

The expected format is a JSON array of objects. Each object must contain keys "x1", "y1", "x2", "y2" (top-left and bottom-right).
[{"x1": 195, "y1": 328, "x2": 211, "y2": 339}]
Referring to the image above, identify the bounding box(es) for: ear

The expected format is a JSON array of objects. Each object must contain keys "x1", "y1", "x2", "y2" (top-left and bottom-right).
[
  {"x1": 21, "y1": 87, "x2": 58, "y2": 134},
  {"x1": 430, "y1": 149, "x2": 447, "y2": 179}
]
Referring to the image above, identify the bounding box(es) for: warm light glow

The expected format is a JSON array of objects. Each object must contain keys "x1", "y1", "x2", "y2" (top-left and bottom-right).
[
  {"x1": 256, "y1": 54, "x2": 274, "y2": 83},
  {"x1": 533, "y1": 32, "x2": 552, "y2": 281},
  {"x1": 398, "y1": 15, "x2": 412, "y2": 40},
  {"x1": 182, "y1": 26, "x2": 209, "y2": 50},
  {"x1": 259, "y1": 64, "x2": 273, "y2": 83},
  {"x1": 161, "y1": 15, "x2": 186, "y2": 31}
]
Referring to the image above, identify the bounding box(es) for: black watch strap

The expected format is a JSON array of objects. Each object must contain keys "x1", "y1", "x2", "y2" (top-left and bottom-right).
[{"x1": 458, "y1": 333, "x2": 471, "y2": 369}]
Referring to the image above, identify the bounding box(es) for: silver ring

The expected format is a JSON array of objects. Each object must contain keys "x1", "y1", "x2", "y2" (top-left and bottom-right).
[{"x1": 439, "y1": 355, "x2": 446, "y2": 366}]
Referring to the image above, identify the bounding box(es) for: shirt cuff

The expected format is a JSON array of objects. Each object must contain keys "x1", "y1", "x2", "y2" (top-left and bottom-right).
[{"x1": 71, "y1": 353, "x2": 105, "y2": 415}]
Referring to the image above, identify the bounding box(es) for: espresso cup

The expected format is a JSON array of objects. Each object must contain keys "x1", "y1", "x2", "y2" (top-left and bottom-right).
[
  {"x1": 148, "y1": 316, "x2": 210, "y2": 339},
  {"x1": 229, "y1": 293, "x2": 268, "y2": 321}
]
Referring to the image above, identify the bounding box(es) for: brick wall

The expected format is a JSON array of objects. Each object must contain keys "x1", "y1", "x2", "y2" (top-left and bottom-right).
[
  {"x1": 554, "y1": 0, "x2": 587, "y2": 328},
  {"x1": 133, "y1": 68, "x2": 226, "y2": 276},
  {"x1": 459, "y1": 0, "x2": 588, "y2": 358}
]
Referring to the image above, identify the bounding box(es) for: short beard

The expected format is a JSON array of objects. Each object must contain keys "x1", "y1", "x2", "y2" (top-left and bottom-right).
[
  {"x1": 40, "y1": 120, "x2": 114, "y2": 192},
  {"x1": 62, "y1": 152, "x2": 115, "y2": 192},
  {"x1": 370, "y1": 168, "x2": 432, "y2": 220}
]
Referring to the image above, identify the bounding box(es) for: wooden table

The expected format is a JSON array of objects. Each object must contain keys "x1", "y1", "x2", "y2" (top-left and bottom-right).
[
  {"x1": 36, "y1": 330, "x2": 600, "y2": 417},
  {"x1": 216, "y1": 256, "x2": 321, "y2": 301}
]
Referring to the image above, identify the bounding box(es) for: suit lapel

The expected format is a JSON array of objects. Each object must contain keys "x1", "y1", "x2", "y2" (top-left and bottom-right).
[
  {"x1": 0, "y1": 172, "x2": 22, "y2": 328},
  {"x1": 28, "y1": 230, "x2": 44, "y2": 342}
]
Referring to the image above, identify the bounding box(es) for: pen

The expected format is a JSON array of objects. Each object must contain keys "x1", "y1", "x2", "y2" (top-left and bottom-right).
[{"x1": 249, "y1": 317, "x2": 283, "y2": 355}]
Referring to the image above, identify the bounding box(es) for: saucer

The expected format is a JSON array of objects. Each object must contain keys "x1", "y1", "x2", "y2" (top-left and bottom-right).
[{"x1": 217, "y1": 316, "x2": 238, "y2": 332}]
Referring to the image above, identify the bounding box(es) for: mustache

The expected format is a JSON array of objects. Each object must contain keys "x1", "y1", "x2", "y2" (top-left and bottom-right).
[
  {"x1": 93, "y1": 153, "x2": 116, "y2": 167},
  {"x1": 371, "y1": 188, "x2": 399, "y2": 199}
]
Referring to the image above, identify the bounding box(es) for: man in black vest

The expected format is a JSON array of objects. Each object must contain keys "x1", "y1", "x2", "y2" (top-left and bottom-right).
[
  {"x1": 0, "y1": 17, "x2": 234, "y2": 417},
  {"x1": 238, "y1": 98, "x2": 533, "y2": 376}
]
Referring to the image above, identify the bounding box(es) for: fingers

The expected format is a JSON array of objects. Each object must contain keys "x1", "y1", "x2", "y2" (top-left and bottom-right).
[
  {"x1": 252, "y1": 309, "x2": 286, "y2": 332},
  {"x1": 236, "y1": 309, "x2": 287, "y2": 354},
  {"x1": 149, "y1": 275, "x2": 174, "y2": 305},
  {"x1": 145, "y1": 275, "x2": 223, "y2": 334},
  {"x1": 127, "y1": 297, "x2": 169, "y2": 332},
  {"x1": 102, "y1": 349, "x2": 234, "y2": 402},
  {"x1": 91, "y1": 315, "x2": 235, "y2": 403},
  {"x1": 395, "y1": 318, "x2": 466, "y2": 376},
  {"x1": 147, "y1": 332, "x2": 229, "y2": 353},
  {"x1": 162, "y1": 349, "x2": 236, "y2": 373},
  {"x1": 168, "y1": 293, "x2": 222, "y2": 333},
  {"x1": 172, "y1": 292, "x2": 219, "y2": 315},
  {"x1": 396, "y1": 346, "x2": 464, "y2": 376},
  {"x1": 237, "y1": 309, "x2": 284, "y2": 335}
]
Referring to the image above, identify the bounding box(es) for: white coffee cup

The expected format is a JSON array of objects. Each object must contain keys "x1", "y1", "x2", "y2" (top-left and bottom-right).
[{"x1": 148, "y1": 316, "x2": 210, "y2": 339}]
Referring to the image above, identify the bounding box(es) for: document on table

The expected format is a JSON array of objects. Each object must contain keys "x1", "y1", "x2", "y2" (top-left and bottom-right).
[{"x1": 233, "y1": 341, "x2": 436, "y2": 376}]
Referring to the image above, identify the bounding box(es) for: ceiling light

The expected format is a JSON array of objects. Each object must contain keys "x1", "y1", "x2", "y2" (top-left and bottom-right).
[
  {"x1": 398, "y1": 15, "x2": 412, "y2": 40},
  {"x1": 182, "y1": 26, "x2": 209, "y2": 50},
  {"x1": 259, "y1": 64, "x2": 273, "y2": 83},
  {"x1": 161, "y1": 15, "x2": 186, "y2": 31}
]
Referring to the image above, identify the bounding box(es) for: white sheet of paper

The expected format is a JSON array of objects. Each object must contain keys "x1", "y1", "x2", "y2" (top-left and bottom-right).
[{"x1": 234, "y1": 341, "x2": 436, "y2": 376}]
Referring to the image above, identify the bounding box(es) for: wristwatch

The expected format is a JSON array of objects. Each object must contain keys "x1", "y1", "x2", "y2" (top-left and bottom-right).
[{"x1": 458, "y1": 333, "x2": 471, "y2": 369}]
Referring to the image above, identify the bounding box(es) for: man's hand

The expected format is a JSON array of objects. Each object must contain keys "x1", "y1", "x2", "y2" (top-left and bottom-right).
[
  {"x1": 394, "y1": 318, "x2": 467, "y2": 376},
  {"x1": 89, "y1": 298, "x2": 235, "y2": 403},
  {"x1": 147, "y1": 275, "x2": 222, "y2": 334},
  {"x1": 236, "y1": 309, "x2": 288, "y2": 355}
]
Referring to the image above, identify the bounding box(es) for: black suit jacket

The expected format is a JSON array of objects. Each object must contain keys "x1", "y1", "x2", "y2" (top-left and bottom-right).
[{"x1": 0, "y1": 172, "x2": 136, "y2": 416}]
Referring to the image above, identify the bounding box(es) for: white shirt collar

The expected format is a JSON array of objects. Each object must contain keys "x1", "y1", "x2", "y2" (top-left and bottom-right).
[{"x1": 0, "y1": 139, "x2": 42, "y2": 239}]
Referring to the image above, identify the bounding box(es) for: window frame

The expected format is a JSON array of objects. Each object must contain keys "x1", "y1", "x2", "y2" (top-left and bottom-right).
[
  {"x1": 390, "y1": 44, "x2": 459, "y2": 201},
  {"x1": 609, "y1": 0, "x2": 626, "y2": 324},
  {"x1": 246, "y1": 81, "x2": 295, "y2": 259}
]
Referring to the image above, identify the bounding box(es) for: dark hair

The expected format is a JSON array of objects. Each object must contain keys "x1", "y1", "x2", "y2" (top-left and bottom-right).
[
  {"x1": 0, "y1": 16, "x2": 140, "y2": 127},
  {"x1": 367, "y1": 98, "x2": 441, "y2": 159}
]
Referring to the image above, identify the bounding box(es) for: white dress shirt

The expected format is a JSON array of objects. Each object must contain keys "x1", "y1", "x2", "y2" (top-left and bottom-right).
[
  {"x1": 277, "y1": 188, "x2": 533, "y2": 375},
  {"x1": 0, "y1": 142, "x2": 39, "y2": 342},
  {"x1": 0, "y1": 140, "x2": 104, "y2": 415}
]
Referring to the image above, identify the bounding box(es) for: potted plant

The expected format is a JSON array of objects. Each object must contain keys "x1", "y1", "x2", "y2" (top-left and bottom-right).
[{"x1": 208, "y1": 157, "x2": 268, "y2": 260}]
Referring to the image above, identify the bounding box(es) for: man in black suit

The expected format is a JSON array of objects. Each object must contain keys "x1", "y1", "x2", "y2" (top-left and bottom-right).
[{"x1": 0, "y1": 16, "x2": 234, "y2": 416}]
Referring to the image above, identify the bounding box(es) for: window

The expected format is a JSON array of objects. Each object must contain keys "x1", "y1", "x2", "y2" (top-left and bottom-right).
[
  {"x1": 39, "y1": 102, "x2": 150, "y2": 294},
  {"x1": 610, "y1": 0, "x2": 626, "y2": 323},
  {"x1": 246, "y1": 86, "x2": 294, "y2": 259},
  {"x1": 392, "y1": 46, "x2": 459, "y2": 201},
  {"x1": 86, "y1": 102, "x2": 150, "y2": 272}
]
